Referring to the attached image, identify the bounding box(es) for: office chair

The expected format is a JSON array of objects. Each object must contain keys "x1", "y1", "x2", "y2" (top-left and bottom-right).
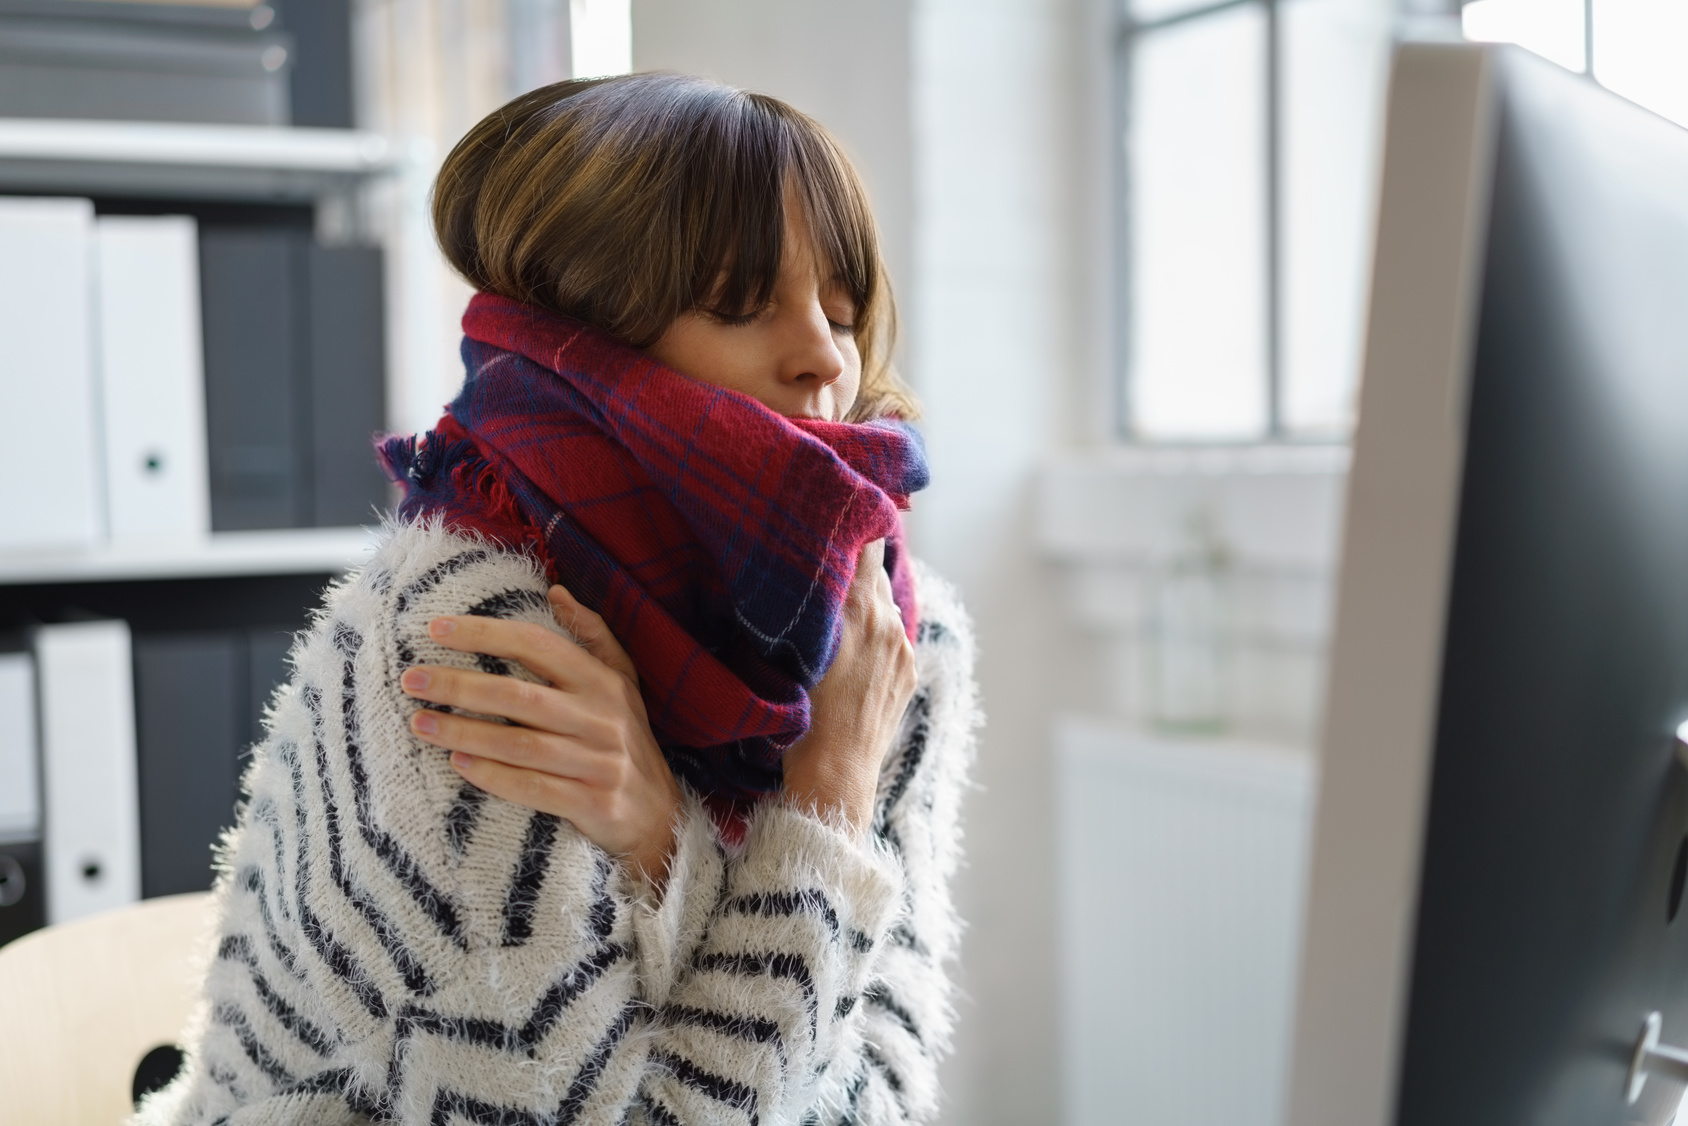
[{"x1": 0, "y1": 893, "x2": 211, "y2": 1125}]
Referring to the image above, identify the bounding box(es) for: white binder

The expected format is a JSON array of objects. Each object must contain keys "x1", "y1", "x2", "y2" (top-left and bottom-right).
[
  {"x1": 0, "y1": 652, "x2": 38, "y2": 845},
  {"x1": 36, "y1": 621, "x2": 141, "y2": 924},
  {"x1": 0, "y1": 198, "x2": 102, "y2": 553},
  {"x1": 95, "y1": 216, "x2": 211, "y2": 542}
]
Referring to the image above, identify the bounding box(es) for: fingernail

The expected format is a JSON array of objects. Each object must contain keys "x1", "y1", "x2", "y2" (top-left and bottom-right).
[
  {"x1": 429, "y1": 617, "x2": 456, "y2": 637},
  {"x1": 411, "y1": 711, "x2": 439, "y2": 735},
  {"x1": 400, "y1": 668, "x2": 430, "y2": 693},
  {"x1": 450, "y1": 751, "x2": 474, "y2": 769}
]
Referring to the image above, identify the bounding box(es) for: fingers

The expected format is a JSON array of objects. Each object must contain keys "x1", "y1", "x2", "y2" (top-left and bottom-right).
[
  {"x1": 874, "y1": 565, "x2": 909, "y2": 631},
  {"x1": 408, "y1": 705, "x2": 610, "y2": 779},
  {"x1": 870, "y1": 551, "x2": 897, "y2": 602},
  {"x1": 856, "y1": 538, "x2": 886, "y2": 583},
  {"x1": 844, "y1": 538, "x2": 904, "y2": 626},
  {"x1": 845, "y1": 539, "x2": 886, "y2": 608},
  {"x1": 421, "y1": 613, "x2": 610, "y2": 693},
  {"x1": 401, "y1": 663, "x2": 598, "y2": 736},
  {"x1": 446, "y1": 751, "x2": 594, "y2": 823},
  {"x1": 548, "y1": 584, "x2": 639, "y2": 684}
]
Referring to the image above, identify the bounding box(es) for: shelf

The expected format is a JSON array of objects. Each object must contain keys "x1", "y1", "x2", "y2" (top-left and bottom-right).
[
  {"x1": 0, "y1": 117, "x2": 396, "y2": 201},
  {"x1": 0, "y1": 526, "x2": 381, "y2": 585}
]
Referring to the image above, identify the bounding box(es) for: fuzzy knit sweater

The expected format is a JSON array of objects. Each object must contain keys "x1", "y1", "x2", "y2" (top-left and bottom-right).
[{"x1": 135, "y1": 520, "x2": 977, "y2": 1126}]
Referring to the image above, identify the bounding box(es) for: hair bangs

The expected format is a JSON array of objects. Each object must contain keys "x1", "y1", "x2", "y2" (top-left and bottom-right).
[
  {"x1": 786, "y1": 117, "x2": 879, "y2": 322},
  {"x1": 689, "y1": 94, "x2": 791, "y2": 322},
  {"x1": 432, "y1": 71, "x2": 919, "y2": 420}
]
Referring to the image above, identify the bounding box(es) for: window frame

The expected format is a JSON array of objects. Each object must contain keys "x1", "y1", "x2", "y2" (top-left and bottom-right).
[
  {"x1": 1112, "y1": 0, "x2": 1637, "y2": 443},
  {"x1": 1114, "y1": 0, "x2": 1285, "y2": 441}
]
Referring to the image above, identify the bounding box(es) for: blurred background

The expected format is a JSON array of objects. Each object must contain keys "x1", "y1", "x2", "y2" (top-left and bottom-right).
[{"x1": 0, "y1": 0, "x2": 1684, "y2": 1123}]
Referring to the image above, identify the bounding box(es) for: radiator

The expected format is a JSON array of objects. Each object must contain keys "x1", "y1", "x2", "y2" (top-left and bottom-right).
[{"x1": 1057, "y1": 718, "x2": 1315, "y2": 1126}]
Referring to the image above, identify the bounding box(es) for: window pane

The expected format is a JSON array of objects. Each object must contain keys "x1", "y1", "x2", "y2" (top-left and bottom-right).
[
  {"x1": 1280, "y1": 0, "x2": 1392, "y2": 435},
  {"x1": 570, "y1": 0, "x2": 632, "y2": 78},
  {"x1": 1462, "y1": 0, "x2": 1587, "y2": 73},
  {"x1": 1128, "y1": 4, "x2": 1268, "y2": 439},
  {"x1": 1595, "y1": 0, "x2": 1688, "y2": 129}
]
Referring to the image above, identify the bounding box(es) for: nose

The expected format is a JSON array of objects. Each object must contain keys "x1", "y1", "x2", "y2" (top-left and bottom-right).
[{"x1": 779, "y1": 298, "x2": 846, "y2": 389}]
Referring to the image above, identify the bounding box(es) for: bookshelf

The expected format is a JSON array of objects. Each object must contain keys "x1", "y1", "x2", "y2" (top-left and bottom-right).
[
  {"x1": 0, "y1": 106, "x2": 405, "y2": 946},
  {"x1": 0, "y1": 117, "x2": 394, "y2": 200},
  {"x1": 0, "y1": 526, "x2": 380, "y2": 586},
  {"x1": 0, "y1": 114, "x2": 399, "y2": 588}
]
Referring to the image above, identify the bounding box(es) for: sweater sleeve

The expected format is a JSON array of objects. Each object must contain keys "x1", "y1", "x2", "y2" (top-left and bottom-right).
[
  {"x1": 806, "y1": 562, "x2": 979, "y2": 1126},
  {"x1": 627, "y1": 562, "x2": 980, "y2": 1126},
  {"x1": 630, "y1": 801, "x2": 904, "y2": 1126},
  {"x1": 135, "y1": 523, "x2": 962, "y2": 1126}
]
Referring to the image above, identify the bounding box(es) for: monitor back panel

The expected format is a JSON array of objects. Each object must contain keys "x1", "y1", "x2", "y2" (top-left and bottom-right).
[
  {"x1": 1396, "y1": 49, "x2": 1688, "y2": 1126},
  {"x1": 1287, "y1": 42, "x2": 1688, "y2": 1126}
]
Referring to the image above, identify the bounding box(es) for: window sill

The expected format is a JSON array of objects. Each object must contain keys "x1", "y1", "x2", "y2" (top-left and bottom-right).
[
  {"x1": 1037, "y1": 442, "x2": 1350, "y2": 572},
  {"x1": 1036, "y1": 443, "x2": 1351, "y2": 744}
]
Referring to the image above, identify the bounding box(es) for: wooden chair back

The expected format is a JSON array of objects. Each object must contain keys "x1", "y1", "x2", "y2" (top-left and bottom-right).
[{"x1": 0, "y1": 893, "x2": 212, "y2": 1125}]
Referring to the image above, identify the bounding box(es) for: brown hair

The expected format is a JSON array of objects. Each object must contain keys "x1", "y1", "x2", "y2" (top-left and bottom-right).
[{"x1": 432, "y1": 72, "x2": 918, "y2": 422}]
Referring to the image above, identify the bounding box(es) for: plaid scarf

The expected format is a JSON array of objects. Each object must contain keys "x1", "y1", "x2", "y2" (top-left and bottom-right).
[{"x1": 380, "y1": 293, "x2": 929, "y2": 805}]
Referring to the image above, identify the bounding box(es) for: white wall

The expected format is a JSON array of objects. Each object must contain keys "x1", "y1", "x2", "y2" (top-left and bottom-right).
[{"x1": 912, "y1": 1, "x2": 1103, "y2": 1122}]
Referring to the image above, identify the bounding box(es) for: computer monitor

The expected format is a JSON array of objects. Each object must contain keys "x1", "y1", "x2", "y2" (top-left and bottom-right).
[{"x1": 1287, "y1": 41, "x2": 1688, "y2": 1126}]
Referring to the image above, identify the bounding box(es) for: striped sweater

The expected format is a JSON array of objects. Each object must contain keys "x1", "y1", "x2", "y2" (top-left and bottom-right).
[{"x1": 135, "y1": 521, "x2": 977, "y2": 1126}]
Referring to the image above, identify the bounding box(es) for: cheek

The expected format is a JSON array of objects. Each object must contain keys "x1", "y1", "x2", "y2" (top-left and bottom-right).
[
  {"x1": 649, "y1": 318, "x2": 748, "y2": 390},
  {"x1": 836, "y1": 343, "x2": 864, "y2": 412}
]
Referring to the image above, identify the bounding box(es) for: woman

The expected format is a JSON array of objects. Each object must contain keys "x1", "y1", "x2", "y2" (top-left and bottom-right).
[{"x1": 140, "y1": 73, "x2": 977, "y2": 1126}]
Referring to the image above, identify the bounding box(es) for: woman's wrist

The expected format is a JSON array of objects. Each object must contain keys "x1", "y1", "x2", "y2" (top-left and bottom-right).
[
  {"x1": 783, "y1": 734, "x2": 877, "y2": 837},
  {"x1": 622, "y1": 803, "x2": 680, "y2": 891},
  {"x1": 625, "y1": 840, "x2": 673, "y2": 890}
]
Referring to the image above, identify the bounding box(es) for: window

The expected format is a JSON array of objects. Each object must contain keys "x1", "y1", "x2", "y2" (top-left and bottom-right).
[
  {"x1": 1117, "y1": 0, "x2": 1392, "y2": 441},
  {"x1": 569, "y1": 0, "x2": 632, "y2": 80},
  {"x1": 1119, "y1": 0, "x2": 1688, "y2": 443},
  {"x1": 1464, "y1": 0, "x2": 1688, "y2": 128}
]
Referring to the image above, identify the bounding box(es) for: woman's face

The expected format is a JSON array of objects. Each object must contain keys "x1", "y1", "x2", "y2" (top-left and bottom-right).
[{"x1": 647, "y1": 206, "x2": 862, "y2": 422}]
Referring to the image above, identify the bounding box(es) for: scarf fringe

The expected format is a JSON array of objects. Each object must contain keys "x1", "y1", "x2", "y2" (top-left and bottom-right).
[{"x1": 379, "y1": 431, "x2": 544, "y2": 562}]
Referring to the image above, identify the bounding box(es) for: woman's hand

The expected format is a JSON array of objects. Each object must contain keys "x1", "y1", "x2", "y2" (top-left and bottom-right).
[
  {"x1": 782, "y1": 539, "x2": 919, "y2": 837},
  {"x1": 399, "y1": 585, "x2": 684, "y2": 885}
]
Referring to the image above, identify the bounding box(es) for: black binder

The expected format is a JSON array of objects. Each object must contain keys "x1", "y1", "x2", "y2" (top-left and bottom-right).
[
  {"x1": 308, "y1": 243, "x2": 390, "y2": 527},
  {"x1": 274, "y1": 0, "x2": 354, "y2": 128},
  {"x1": 133, "y1": 632, "x2": 245, "y2": 898},
  {"x1": 200, "y1": 229, "x2": 388, "y2": 532},
  {"x1": 247, "y1": 626, "x2": 295, "y2": 750},
  {"x1": 200, "y1": 229, "x2": 311, "y2": 531},
  {"x1": 133, "y1": 627, "x2": 301, "y2": 897},
  {"x1": 0, "y1": 840, "x2": 43, "y2": 947}
]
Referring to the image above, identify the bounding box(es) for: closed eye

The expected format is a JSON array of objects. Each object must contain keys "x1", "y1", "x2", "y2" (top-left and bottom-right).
[
  {"x1": 709, "y1": 307, "x2": 767, "y2": 327},
  {"x1": 822, "y1": 277, "x2": 858, "y2": 335}
]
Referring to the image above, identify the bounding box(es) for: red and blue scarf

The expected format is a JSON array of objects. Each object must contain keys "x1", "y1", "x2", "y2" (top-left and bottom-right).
[{"x1": 380, "y1": 293, "x2": 929, "y2": 805}]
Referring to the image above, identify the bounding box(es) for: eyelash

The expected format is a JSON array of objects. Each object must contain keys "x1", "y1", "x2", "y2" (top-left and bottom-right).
[{"x1": 710, "y1": 308, "x2": 858, "y2": 335}]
